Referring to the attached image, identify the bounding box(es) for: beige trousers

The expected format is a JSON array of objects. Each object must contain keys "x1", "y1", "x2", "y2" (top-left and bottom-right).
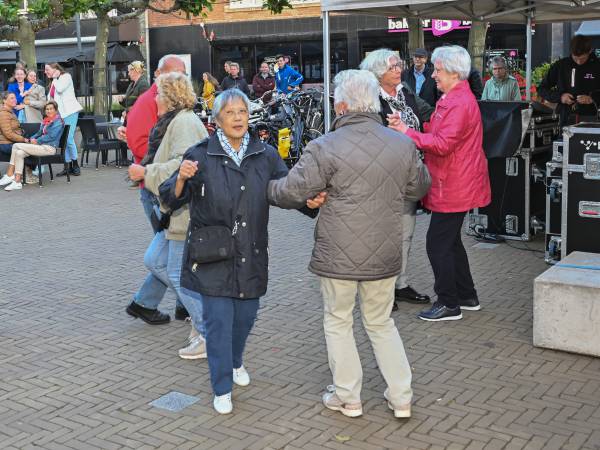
[
  {"x1": 10, "y1": 143, "x2": 56, "y2": 175},
  {"x1": 320, "y1": 275, "x2": 413, "y2": 406},
  {"x1": 396, "y1": 213, "x2": 416, "y2": 289}
]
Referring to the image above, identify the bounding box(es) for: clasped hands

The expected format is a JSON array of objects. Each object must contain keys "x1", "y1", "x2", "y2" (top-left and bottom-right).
[
  {"x1": 177, "y1": 160, "x2": 328, "y2": 209},
  {"x1": 561, "y1": 93, "x2": 593, "y2": 106},
  {"x1": 386, "y1": 112, "x2": 409, "y2": 133}
]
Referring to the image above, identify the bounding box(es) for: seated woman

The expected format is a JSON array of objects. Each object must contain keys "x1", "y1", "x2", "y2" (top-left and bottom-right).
[
  {"x1": 0, "y1": 100, "x2": 64, "y2": 191},
  {"x1": 159, "y1": 89, "x2": 323, "y2": 415},
  {"x1": 0, "y1": 91, "x2": 28, "y2": 156}
]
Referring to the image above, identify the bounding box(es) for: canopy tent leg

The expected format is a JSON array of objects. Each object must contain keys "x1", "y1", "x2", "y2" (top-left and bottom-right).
[
  {"x1": 323, "y1": 10, "x2": 332, "y2": 132},
  {"x1": 526, "y1": 14, "x2": 532, "y2": 102}
]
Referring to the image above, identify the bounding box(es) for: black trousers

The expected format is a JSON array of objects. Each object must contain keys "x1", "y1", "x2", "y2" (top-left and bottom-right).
[{"x1": 426, "y1": 211, "x2": 477, "y2": 308}]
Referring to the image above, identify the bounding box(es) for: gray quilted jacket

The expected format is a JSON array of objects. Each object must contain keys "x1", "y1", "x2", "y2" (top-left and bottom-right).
[{"x1": 268, "y1": 112, "x2": 431, "y2": 280}]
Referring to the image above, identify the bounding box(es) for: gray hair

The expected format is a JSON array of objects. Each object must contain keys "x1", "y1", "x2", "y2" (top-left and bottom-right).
[
  {"x1": 489, "y1": 56, "x2": 507, "y2": 69},
  {"x1": 157, "y1": 54, "x2": 185, "y2": 71},
  {"x1": 431, "y1": 45, "x2": 471, "y2": 80},
  {"x1": 229, "y1": 62, "x2": 240, "y2": 70},
  {"x1": 359, "y1": 48, "x2": 401, "y2": 81},
  {"x1": 333, "y1": 70, "x2": 381, "y2": 114},
  {"x1": 212, "y1": 89, "x2": 250, "y2": 123}
]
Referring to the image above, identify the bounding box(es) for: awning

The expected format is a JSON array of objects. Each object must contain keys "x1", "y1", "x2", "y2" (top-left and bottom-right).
[
  {"x1": 69, "y1": 42, "x2": 144, "y2": 63},
  {"x1": 576, "y1": 20, "x2": 600, "y2": 36},
  {"x1": 321, "y1": 1, "x2": 600, "y2": 24},
  {"x1": 36, "y1": 44, "x2": 94, "y2": 63},
  {"x1": 0, "y1": 50, "x2": 18, "y2": 64}
]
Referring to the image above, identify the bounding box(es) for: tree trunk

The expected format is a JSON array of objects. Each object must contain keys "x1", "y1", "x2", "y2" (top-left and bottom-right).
[
  {"x1": 407, "y1": 18, "x2": 424, "y2": 59},
  {"x1": 468, "y1": 21, "x2": 488, "y2": 74},
  {"x1": 93, "y1": 13, "x2": 110, "y2": 116},
  {"x1": 17, "y1": 17, "x2": 36, "y2": 69}
]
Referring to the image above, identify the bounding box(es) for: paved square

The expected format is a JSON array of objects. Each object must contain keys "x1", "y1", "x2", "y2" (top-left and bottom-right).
[{"x1": 1, "y1": 163, "x2": 599, "y2": 449}]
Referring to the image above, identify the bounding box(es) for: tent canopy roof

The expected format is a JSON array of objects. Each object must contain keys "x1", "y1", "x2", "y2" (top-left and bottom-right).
[{"x1": 321, "y1": 0, "x2": 600, "y2": 24}]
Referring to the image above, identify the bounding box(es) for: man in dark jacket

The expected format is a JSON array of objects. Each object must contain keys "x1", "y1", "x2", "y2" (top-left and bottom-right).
[
  {"x1": 538, "y1": 35, "x2": 600, "y2": 127},
  {"x1": 401, "y1": 48, "x2": 439, "y2": 107},
  {"x1": 252, "y1": 62, "x2": 275, "y2": 101},
  {"x1": 220, "y1": 62, "x2": 250, "y2": 96},
  {"x1": 468, "y1": 68, "x2": 484, "y2": 100}
]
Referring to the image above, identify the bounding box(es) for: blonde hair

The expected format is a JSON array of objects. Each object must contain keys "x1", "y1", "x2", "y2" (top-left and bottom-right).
[
  {"x1": 128, "y1": 60, "x2": 145, "y2": 73},
  {"x1": 156, "y1": 72, "x2": 196, "y2": 111}
]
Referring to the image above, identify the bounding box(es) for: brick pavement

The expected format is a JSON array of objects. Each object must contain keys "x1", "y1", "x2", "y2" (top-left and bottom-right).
[{"x1": 0, "y1": 164, "x2": 599, "y2": 450}]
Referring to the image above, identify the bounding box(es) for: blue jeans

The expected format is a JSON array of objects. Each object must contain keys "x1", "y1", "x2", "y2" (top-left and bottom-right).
[
  {"x1": 202, "y1": 295, "x2": 259, "y2": 396},
  {"x1": 140, "y1": 188, "x2": 157, "y2": 231},
  {"x1": 133, "y1": 231, "x2": 198, "y2": 323},
  {"x1": 0, "y1": 143, "x2": 13, "y2": 155},
  {"x1": 63, "y1": 112, "x2": 79, "y2": 162}
]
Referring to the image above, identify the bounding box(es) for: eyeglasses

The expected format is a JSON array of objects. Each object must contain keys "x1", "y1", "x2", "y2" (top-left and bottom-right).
[{"x1": 387, "y1": 63, "x2": 403, "y2": 72}]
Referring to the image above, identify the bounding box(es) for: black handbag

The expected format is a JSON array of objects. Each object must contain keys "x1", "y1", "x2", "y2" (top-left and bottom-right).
[
  {"x1": 188, "y1": 225, "x2": 235, "y2": 264},
  {"x1": 150, "y1": 208, "x2": 172, "y2": 234}
]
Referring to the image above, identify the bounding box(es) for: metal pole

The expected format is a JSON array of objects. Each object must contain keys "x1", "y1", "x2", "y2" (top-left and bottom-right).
[
  {"x1": 75, "y1": 13, "x2": 82, "y2": 52},
  {"x1": 322, "y1": 11, "x2": 332, "y2": 132},
  {"x1": 526, "y1": 14, "x2": 532, "y2": 102}
]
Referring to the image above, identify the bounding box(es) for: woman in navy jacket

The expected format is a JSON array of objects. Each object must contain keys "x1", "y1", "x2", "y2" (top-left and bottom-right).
[
  {"x1": 0, "y1": 100, "x2": 64, "y2": 191},
  {"x1": 160, "y1": 89, "x2": 322, "y2": 415}
]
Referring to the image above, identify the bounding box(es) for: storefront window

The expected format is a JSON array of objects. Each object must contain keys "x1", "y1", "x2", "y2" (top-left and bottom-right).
[
  {"x1": 301, "y1": 39, "x2": 347, "y2": 83},
  {"x1": 214, "y1": 44, "x2": 255, "y2": 82}
]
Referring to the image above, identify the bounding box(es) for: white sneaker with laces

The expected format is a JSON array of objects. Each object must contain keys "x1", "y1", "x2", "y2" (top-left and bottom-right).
[
  {"x1": 4, "y1": 180, "x2": 22, "y2": 191},
  {"x1": 213, "y1": 392, "x2": 233, "y2": 414},
  {"x1": 233, "y1": 366, "x2": 250, "y2": 387},
  {"x1": 178, "y1": 335, "x2": 207, "y2": 360},
  {"x1": 0, "y1": 174, "x2": 14, "y2": 186}
]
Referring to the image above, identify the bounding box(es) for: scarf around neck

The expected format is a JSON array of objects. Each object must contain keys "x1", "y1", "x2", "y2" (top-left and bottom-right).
[{"x1": 381, "y1": 86, "x2": 420, "y2": 131}]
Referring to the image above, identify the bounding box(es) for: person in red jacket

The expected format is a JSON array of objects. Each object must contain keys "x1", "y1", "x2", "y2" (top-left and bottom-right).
[
  {"x1": 388, "y1": 45, "x2": 491, "y2": 322},
  {"x1": 120, "y1": 54, "x2": 189, "y2": 324},
  {"x1": 252, "y1": 62, "x2": 275, "y2": 101}
]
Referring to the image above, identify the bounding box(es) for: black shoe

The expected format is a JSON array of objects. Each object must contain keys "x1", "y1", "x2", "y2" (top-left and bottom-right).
[
  {"x1": 395, "y1": 286, "x2": 430, "y2": 304},
  {"x1": 56, "y1": 163, "x2": 70, "y2": 177},
  {"x1": 418, "y1": 302, "x2": 462, "y2": 322},
  {"x1": 126, "y1": 301, "x2": 170, "y2": 325},
  {"x1": 392, "y1": 301, "x2": 399, "y2": 312},
  {"x1": 174, "y1": 305, "x2": 190, "y2": 321},
  {"x1": 458, "y1": 297, "x2": 481, "y2": 311},
  {"x1": 70, "y1": 160, "x2": 81, "y2": 176}
]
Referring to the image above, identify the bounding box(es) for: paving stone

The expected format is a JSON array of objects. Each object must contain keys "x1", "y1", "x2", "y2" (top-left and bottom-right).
[{"x1": 1, "y1": 165, "x2": 599, "y2": 449}]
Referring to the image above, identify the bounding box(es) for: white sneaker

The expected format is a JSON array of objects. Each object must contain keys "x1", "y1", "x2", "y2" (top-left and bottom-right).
[
  {"x1": 213, "y1": 392, "x2": 233, "y2": 414},
  {"x1": 0, "y1": 174, "x2": 14, "y2": 186},
  {"x1": 233, "y1": 366, "x2": 250, "y2": 387},
  {"x1": 178, "y1": 335, "x2": 207, "y2": 360},
  {"x1": 384, "y1": 389, "x2": 411, "y2": 418},
  {"x1": 188, "y1": 325, "x2": 200, "y2": 342},
  {"x1": 4, "y1": 180, "x2": 22, "y2": 191}
]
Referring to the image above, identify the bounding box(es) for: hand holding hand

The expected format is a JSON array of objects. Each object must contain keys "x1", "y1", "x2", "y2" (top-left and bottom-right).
[
  {"x1": 128, "y1": 163, "x2": 145, "y2": 181},
  {"x1": 561, "y1": 93, "x2": 575, "y2": 105},
  {"x1": 576, "y1": 94, "x2": 593, "y2": 105},
  {"x1": 178, "y1": 160, "x2": 199, "y2": 181},
  {"x1": 387, "y1": 112, "x2": 409, "y2": 133},
  {"x1": 30, "y1": 138, "x2": 38, "y2": 145},
  {"x1": 307, "y1": 191, "x2": 327, "y2": 209}
]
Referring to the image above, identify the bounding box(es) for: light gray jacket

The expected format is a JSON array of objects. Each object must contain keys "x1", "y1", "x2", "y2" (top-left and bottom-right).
[
  {"x1": 268, "y1": 112, "x2": 431, "y2": 281},
  {"x1": 24, "y1": 84, "x2": 46, "y2": 123},
  {"x1": 143, "y1": 109, "x2": 208, "y2": 241}
]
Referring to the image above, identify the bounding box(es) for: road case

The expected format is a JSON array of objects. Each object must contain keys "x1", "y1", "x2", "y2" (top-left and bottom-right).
[
  {"x1": 467, "y1": 147, "x2": 551, "y2": 240},
  {"x1": 561, "y1": 123, "x2": 600, "y2": 258},
  {"x1": 545, "y1": 160, "x2": 563, "y2": 264}
]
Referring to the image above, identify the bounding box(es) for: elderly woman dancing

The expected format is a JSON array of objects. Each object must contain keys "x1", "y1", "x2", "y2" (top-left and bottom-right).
[
  {"x1": 388, "y1": 45, "x2": 491, "y2": 322},
  {"x1": 268, "y1": 69, "x2": 430, "y2": 419},
  {"x1": 159, "y1": 89, "x2": 322, "y2": 415},
  {"x1": 360, "y1": 48, "x2": 434, "y2": 310}
]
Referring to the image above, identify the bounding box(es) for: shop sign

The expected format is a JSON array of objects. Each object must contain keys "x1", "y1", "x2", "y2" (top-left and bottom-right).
[{"x1": 388, "y1": 18, "x2": 471, "y2": 36}]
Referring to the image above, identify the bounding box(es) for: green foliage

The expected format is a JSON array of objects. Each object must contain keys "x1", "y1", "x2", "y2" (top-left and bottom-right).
[
  {"x1": 0, "y1": 0, "x2": 23, "y2": 23},
  {"x1": 531, "y1": 61, "x2": 552, "y2": 87},
  {"x1": 28, "y1": 0, "x2": 53, "y2": 17},
  {"x1": 262, "y1": 0, "x2": 292, "y2": 14}
]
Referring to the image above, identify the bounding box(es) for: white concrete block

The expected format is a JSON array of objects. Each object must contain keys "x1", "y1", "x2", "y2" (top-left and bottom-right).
[{"x1": 533, "y1": 251, "x2": 600, "y2": 357}]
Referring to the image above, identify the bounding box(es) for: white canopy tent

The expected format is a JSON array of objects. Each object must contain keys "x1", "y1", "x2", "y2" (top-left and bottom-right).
[{"x1": 321, "y1": 0, "x2": 600, "y2": 129}]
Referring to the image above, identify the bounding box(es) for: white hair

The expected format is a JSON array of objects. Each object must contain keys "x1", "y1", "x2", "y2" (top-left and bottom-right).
[
  {"x1": 212, "y1": 89, "x2": 250, "y2": 123},
  {"x1": 157, "y1": 54, "x2": 185, "y2": 71},
  {"x1": 333, "y1": 69, "x2": 381, "y2": 114},
  {"x1": 359, "y1": 48, "x2": 400, "y2": 80},
  {"x1": 431, "y1": 45, "x2": 471, "y2": 80}
]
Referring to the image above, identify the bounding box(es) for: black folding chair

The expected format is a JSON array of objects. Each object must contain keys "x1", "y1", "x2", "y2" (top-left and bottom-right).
[
  {"x1": 78, "y1": 118, "x2": 122, "y2": 170},
  {"x1": 24, "y1": 125, "x2": 71, "y2": 186}
]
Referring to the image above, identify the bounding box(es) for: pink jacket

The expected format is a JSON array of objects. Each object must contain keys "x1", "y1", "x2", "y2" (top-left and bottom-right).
[{"x1": 406, "y1": 80, "x2": 491, "y2": 213}]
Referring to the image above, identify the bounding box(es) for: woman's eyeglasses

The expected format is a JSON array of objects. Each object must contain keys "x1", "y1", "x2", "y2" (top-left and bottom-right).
[{"x1": 388, "y1": 63, "x2": 403, "y2": 72}]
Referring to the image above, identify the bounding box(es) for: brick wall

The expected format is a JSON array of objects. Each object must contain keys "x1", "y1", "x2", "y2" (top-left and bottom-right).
[{"x1": 148, "y1": 1, "x2": 321, "y2": 28}]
